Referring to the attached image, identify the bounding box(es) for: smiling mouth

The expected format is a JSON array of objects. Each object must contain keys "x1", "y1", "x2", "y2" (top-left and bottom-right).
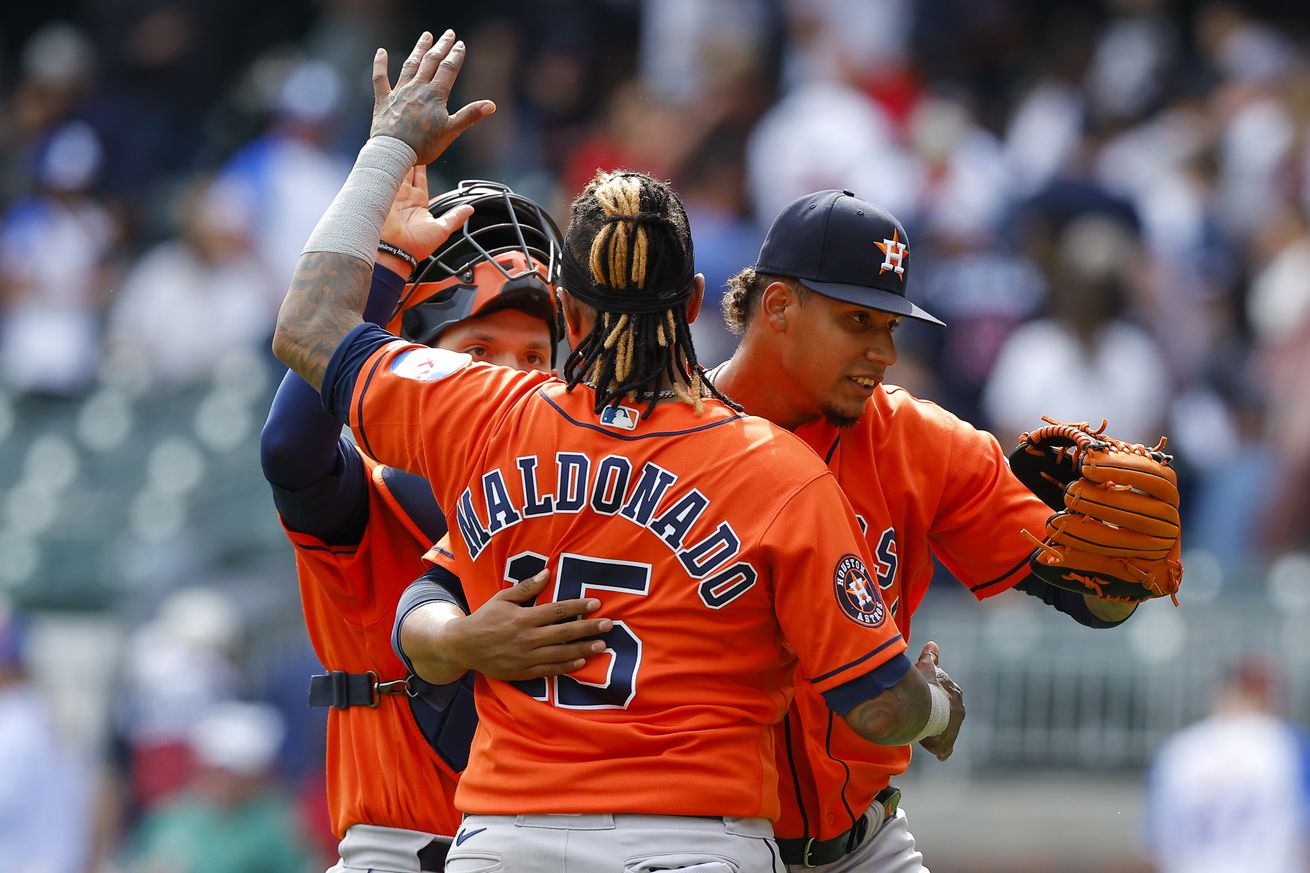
[{"x1": 849, "y1": 375, "x2": 881, "y2": 390}]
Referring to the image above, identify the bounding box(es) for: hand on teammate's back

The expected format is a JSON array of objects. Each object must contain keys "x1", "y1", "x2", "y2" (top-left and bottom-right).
[
  {"x1": 370, "y1": 30, "x2": 495, "y2": 165},
  {"x1": 420, "y1": 570, "x2": 614, "y2": 682},
  {"x1": 915, "y1": 642, "x2": 965, "y2": 762}
]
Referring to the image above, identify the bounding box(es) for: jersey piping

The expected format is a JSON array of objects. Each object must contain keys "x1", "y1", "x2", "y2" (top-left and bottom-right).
[
  {"x1": 354, "y1": 350, "x2": 391, "y2": 460},
  {"x1": 969, "y1": 552, "x2": 1033, "y2": 593},
  {"x1": 827, "y1": 710, "x2": 857, "y2": 826},
  {"x1": 812, "y1": 636, "x2": 905, "y2": 684},
  {"x1": 824, "y1": 436, "x2": 842, "y2": 464},
  {"x1": 537, "y1": 388, "x2": 745, "y2": 440}
]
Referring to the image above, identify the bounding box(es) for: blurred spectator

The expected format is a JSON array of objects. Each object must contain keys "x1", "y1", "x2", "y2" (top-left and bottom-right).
[
  {"x1": 122, "y1": 701, "x2": 318, "y2": 873},
  {"x1": 1178, "y1": 374, "x2": 1275, "y2": 575},
  {"x1": 1197, "y1": 3, "x2": 1299, "y2": 88},
  {"x1": 1082, "y1": 2, "x2": 1179, "y2": 125},
  {"x1": 1003, "y1": 75, "x2": 1087, "y2": 197},
  {"x1": 0, "y1": 23, "x2": 98, "y2": 203},
  {"x1": 444, "y1": 16, "x2": 537, "y2": 187},
  {"x1": 299, "y1": 0, "x2": 405, "y2": 120},
  {"x1": 1001, "y1": 7, "x2": 1099, "y2": 197},
  {"x1": 561, "y1": 79, "x2": 692, "y2": 197},
  {"x1": 216, "y1": 59, "x2": 350, "y2": 290},
  {"x1": 982, "y1": 215, "x2": 1172, "y2": 446},
  {"x1": 0, "y1": 120, "x2": 118, "y2": 397},
  {"x1": 1145, "y1": 654, "x2": 1310, "y2": 873},
  {"x1": 486, "y1": 2, "x2": 633, "y2": 189},
  {"x1": 1247, "y1": 203, "x2": 1310, "y2": 554},
  {"x1": 780, "y1": 0, "x2": 912, "y2": 94},
  {"x1": 908, "y1": 233, "x2": 1046, "y2": 423},
  {"x1": 103, "y1": 177, "x2": 277, "y2": 389},
  {"x1": 1100, "y1": 125, "x2": 1242, "y2": 382},
  {"x1": 905, "y1": 93, "x2": 1010, "y2": 239},
  {"x1": 252, "y1": 633, "x2": 333, "y2": 860},
  {"x1": 638, "y1": 0, "x2": 773, "y2": 106},
  {"x1": 679, "y1": 131, "x2": 763, "y2": 367},
  {"x1": 747, "y1": 80, "x2": 918, "y2": 222},
  {"x1": 1202, "y1": 4, "x2": 1303, "y2": 240},
  {"x1": 0, "y1": 607, "x2": 92, "y2": 873},
  {"x1": 110, "y1": 588, "x2": 244, "y2": 819}
]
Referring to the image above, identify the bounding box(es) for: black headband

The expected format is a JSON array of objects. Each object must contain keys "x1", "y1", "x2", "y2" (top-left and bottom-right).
[{"x1": 559, "y1": 236, "x2": 696, "y2": 316}]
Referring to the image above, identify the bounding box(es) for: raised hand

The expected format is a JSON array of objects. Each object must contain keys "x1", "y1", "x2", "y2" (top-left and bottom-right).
[
  {"x1": 379, "y1": 165, "x2": 474, "y2": 267},
  {"x1": 915, "y1": 641, "x2": 965, "y2": 761},
  {"x1": 370, "y1": 30, "x2": 496, "y2": 165}
]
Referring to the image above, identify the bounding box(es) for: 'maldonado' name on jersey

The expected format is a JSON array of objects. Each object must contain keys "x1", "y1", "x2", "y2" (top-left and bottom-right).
[{"x1": 453, "y1": 449, "x2": 759, "y2": 606}]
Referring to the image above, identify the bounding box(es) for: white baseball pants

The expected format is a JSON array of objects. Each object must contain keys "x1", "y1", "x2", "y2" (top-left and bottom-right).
[{"x1": 445, "y1": 813, "x2": 783, "y2": 873}]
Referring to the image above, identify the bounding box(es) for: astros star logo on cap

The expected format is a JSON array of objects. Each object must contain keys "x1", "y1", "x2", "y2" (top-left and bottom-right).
[{"x1": 874, "y1": 228, "x2": 908, "y2": 281}]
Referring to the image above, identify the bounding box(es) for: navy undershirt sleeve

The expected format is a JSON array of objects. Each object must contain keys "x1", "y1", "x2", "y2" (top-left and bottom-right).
[
  {"x1": 268, "y1": 439, "x2": 370, "y2": 543},
  {"x1": 260, "y1": 264, "x2": 405, "y2": 541},
  {"x1": 360, "y1": 263, "x2": 408, "y2": 327},
  {"x1": 821, "y1": 652, "x2": 914, "y2": 716},
  {"x1": 392, "y1": 561, "x2": 470, "y2": 675},
  {"x1": 1014, "y1": 574, "x2": 1132, "y2": 629},
  {"x1": 322, "y1": 323, "x2": 396, "y2": 425},
  {"x1": 261, "y1": 369, "x2": 349, "y2": 492}
]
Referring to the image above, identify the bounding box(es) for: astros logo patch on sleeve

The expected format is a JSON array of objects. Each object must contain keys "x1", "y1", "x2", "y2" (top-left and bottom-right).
[
  {"x1": 833, "y1": 553, "x2": 887, "y2": 627},
  {"x1": 390, "y1": 348, "x2": 471, "y2": 381}
]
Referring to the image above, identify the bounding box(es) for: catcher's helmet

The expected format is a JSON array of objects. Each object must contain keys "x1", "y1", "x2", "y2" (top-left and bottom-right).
[{"x1": 388, "y1": 180, "x2": 563, "y2": 358}]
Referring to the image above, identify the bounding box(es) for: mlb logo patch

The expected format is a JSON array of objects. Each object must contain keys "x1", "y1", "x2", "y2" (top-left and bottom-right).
[
  {"x1": 599, "y1": 404, "x2": 639, "y2": 431},
  {"x1": 390, "y1": 348, "x2": 471, "y2": 381}
]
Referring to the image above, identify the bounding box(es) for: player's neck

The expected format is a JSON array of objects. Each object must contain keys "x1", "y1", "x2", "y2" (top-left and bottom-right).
[{"x1": 715, "y1": 345, "x2": 821, "y2": 432}]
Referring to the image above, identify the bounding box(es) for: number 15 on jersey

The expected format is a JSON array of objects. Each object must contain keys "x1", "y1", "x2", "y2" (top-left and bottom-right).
[{"x1": 505, "y1": 552, "x2": 650, "y2": 709}]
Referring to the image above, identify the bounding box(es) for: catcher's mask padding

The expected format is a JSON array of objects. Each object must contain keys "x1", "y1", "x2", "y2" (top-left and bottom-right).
[{"x1": 397, "y1": 253, "x2": 557, "y2": 348}]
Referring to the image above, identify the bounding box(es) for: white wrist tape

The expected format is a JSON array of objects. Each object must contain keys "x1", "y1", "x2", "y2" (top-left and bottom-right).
[
  {"x1": 301, "y1": 136, "x2": 417, "y2": 265},
  {"x1": 911, "y1": 682, "x2": 951, "y2": 744}
]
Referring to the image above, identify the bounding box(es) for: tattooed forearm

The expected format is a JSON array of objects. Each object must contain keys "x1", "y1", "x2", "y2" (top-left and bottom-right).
[
  {"x1": 272, "y1": 252, "x2": 373, "y2": 391},
  {"x1": 841, "y1": 666, "x2": 931, "y2": 746}
]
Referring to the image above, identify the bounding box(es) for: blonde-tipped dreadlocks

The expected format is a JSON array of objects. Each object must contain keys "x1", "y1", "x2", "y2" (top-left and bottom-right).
[{"x1": 561, "y1": 170, "x2": 736, "y2": 418}]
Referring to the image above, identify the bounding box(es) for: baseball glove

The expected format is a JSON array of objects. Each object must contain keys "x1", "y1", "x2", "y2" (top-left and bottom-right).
[{"x1": 1010, "y1": 418, "x2": 1182, "y2": 605}]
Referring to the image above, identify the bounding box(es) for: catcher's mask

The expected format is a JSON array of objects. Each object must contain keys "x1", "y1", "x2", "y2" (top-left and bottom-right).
[{"x1": 388, "y1": 180, "x2": 563, "y2": 362}]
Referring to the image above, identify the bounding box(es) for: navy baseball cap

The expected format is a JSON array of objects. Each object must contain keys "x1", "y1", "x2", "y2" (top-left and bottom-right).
[{"x1": 754, "y1": 190, "x2": 945, "y2": 326}]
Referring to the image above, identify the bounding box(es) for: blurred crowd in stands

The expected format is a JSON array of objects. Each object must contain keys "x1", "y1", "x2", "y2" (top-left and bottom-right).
[{"x1": 2, "y1": 1, "x2": 1310, "y2": 871}]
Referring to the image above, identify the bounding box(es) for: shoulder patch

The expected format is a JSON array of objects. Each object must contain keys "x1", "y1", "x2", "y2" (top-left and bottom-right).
[
  {"x1": 833, "y1": 553, "x2": 887, "y2": 628},
  {"x1": 390, "y1": 348, "x2": 471, "y2": 381}
]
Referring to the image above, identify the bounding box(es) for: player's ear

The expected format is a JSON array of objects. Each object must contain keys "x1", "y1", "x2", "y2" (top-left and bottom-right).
[
  {"x1": 683, "y1": 273, "x2": 705, "y2": 325},
  {"x1": 558, "y1": 290, "x2": 590, "y2": 345},
  {"x1": 760, "y1": 280, "x2": 797, "y2": 333}
]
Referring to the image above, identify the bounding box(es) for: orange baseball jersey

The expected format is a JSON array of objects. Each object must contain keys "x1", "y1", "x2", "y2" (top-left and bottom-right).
[
  {"x1": 773, "y1": 384, "x2": 1052, "y2": 841},
  {"x1": 282, "y1": 452, "x2": 463, "y2": 838},
  {"x1": 323, "y1": 324, "x2": 912, "y2": 819}
]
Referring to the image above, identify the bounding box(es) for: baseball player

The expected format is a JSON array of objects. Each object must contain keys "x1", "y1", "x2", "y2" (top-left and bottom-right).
[
  {"x1": 708, "y1": 189, "x2": 1179, "y2": 872},
  {"x1": 272, "y1": 30, "x2": 964, "y2": 871},
  {"x1": 1146, "y1": 655, "x2": 1310, "y2": 873},
  {"x1": 260, "y1": 152, "x2": 607, "y2": 870}
]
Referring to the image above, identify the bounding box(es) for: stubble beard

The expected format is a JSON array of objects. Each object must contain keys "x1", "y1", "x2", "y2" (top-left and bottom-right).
[{"x1": 821, "y1": 403, "x2": 863, "y2": 429}]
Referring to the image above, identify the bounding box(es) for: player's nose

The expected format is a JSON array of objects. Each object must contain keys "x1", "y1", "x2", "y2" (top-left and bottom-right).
[{"x1": 865, "y1": 335, "x2": 896, "y2": 368}]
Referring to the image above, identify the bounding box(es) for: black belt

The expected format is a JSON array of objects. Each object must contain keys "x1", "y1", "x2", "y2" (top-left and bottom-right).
[
  {"x1": 777, "y1": 786, "x2": 901, "y2": 868},
  {"x1": 308, "y1": 670, "x2": 414, "y2": 709}
]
